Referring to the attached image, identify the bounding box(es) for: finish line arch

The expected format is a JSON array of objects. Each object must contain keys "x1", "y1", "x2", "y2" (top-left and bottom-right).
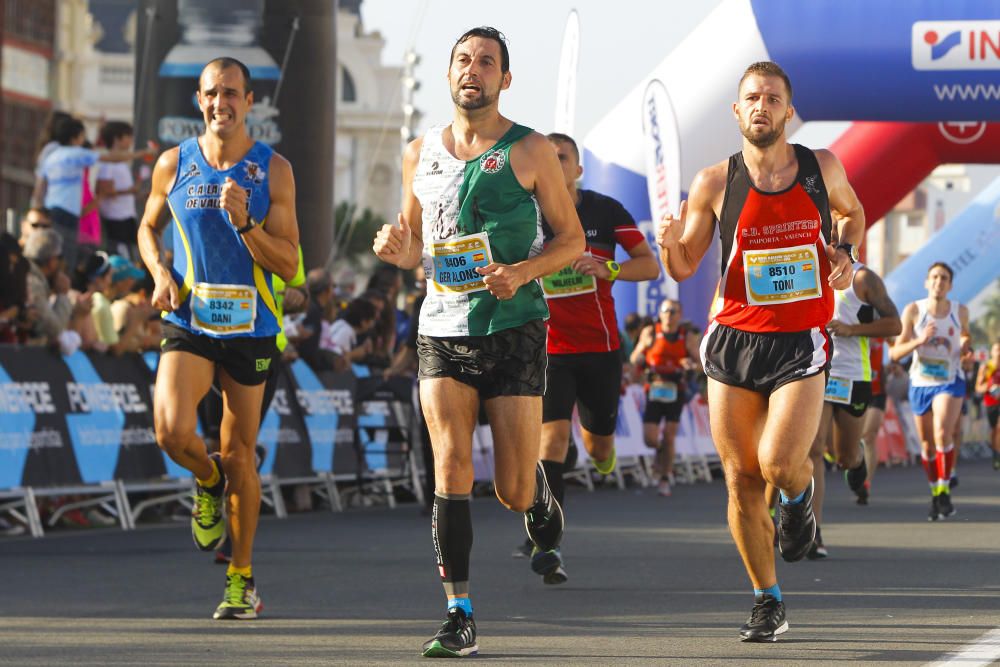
[{"x1": 581, "y1": 0, "x2": 1000, "y2": 326}]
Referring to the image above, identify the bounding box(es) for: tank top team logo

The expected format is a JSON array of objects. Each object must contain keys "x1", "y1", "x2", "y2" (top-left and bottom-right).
[{"x1": 479, "y1": 149, "x2": 505, "y2": 174}]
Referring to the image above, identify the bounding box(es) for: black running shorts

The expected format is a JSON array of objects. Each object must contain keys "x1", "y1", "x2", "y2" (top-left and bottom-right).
[
  {"x1": 869, "y1": 393, "x2": 887, "y2": 411},
  {"x1": 642, "y1": 385, "x2": 686, "y2": 424},
  {"x1": 542, "y1": 350, "x2": 622, "y2": 436},
  {"x1": 826, "y1": 379, "x2": 872, "y2": 418},
  {"x1": 161, "y1": 321, "x2": 277, "y2": 386},
  {"x1": 700, "y1": 322, "x2": 829, "y2": 395},
  {"x1": 987, "y1": 404, "x2": 999, "y2": 429},
  {"x1": 417, "y1": 319, "x2": 547, "y2": 400}
]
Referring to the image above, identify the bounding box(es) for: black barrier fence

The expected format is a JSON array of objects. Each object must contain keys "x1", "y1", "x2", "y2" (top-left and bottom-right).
[{"x1": 0, "y1": 346, "x2": 421, "y2": 536}]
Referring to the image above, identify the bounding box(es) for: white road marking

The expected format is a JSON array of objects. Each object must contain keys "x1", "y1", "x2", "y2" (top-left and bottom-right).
[{"x1": 928, "y1": 628, "x2": 1000, "y2": 667}]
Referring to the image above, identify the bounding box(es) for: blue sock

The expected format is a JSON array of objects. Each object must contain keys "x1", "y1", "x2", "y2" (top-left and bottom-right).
[
  {"x1": 780, "y1": 488, "x2": 806, "y2": 505},
  {"x1": 754, "y1": 584, "x2": 782, "y2": 601},
  {"x1": 448, "y1": 597, "x2": 473, "y2": 617}
]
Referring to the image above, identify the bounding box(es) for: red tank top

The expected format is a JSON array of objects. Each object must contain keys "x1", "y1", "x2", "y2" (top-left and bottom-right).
[
  {"x1": 870, "y1": 338, "x2": 885, "y2": 395},
  {"x1": 645, "y1": 323, "x2": 689, "y2": 376},
  {"x1": 984, "y1": 361, "x2": 1000, "y2": 408},
  {"x1": 715, "y1": 145, "x2": 833, "y2": 333}
]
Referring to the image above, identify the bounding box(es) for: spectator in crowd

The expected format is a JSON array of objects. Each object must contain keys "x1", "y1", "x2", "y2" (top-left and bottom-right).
[
  {"x1": 0, "y1": 233, "x2": 31, "y2": 344},
  {"x1": 79, "y1": 251, "x2": 122, "y2": 354},
  {"x1": 298, "y1": 268, "x2": 340, "y2": 371},
  {"x1": 97, "y1": 122, "x2": 142, "y2": 261},
  {"x1": 334, "y1": 267, "x2": 357, "y2": 302},
  {"x1": 33, "y1": 116, "x2": 153, "y2": 271},
  {"x1": 18, "y1": 208, "x2": 52, "y2": 248},
  {"x1": 367, "y1": 264, "x2": 404, "y2": 350},
  {"x1": 110, "y1": 263, "x2": 162, "y2": 354},
  {"x1": 35, "y1": 110, "x2": 73, "y2": 166},
  {"x1": 321, "y1": 297, "x2": 377, "y2": 364},
  {"x1": 22, "y1": 229, "x2": 82, "y2": 348},
  {"x1": 359, "y1": 288, "x2": 392, "y2": 368}
]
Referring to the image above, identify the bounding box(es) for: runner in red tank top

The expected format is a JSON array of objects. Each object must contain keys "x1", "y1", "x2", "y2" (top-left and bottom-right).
[
  {"x1": 860, "y1": 337, "x2": 888, "y2": 494},
  {"x1": 630, "y1": 300, "x2": 701, "y2": 496},
  {"x1": 655, "y1": 61, "x2": 864, "y2": 642},
  {"x1": 522, "y1": 132, "x2": 659, "y2": 582},
  {"x1": 975, "y1": 340, "x2": 1000, "y2": 469}
]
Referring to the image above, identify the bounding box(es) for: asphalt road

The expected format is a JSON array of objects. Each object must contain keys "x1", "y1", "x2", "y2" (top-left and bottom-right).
[{"x1": 1, "y1": 459, "x2": 998, "y2": 666}]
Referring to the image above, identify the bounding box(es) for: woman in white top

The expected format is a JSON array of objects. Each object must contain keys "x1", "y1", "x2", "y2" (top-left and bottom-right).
[{"x1": 890, "y1": 262, "x2": 970, "y2": 521}]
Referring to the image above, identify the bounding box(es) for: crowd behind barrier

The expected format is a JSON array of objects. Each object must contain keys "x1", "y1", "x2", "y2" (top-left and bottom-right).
[{"x1": 6, "y1": 337, "x2": 990, "y2": 538}]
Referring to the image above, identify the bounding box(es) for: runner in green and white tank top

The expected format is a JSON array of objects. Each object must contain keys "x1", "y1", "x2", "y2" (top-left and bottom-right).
[
  {"x1": 808, "y1": 263, "x2": 901, "y2": 551},
  {"x1": 371, "y1": 26, "x2": 585, "y2": 658},
  {"x1": 413, "y1": 123, "x2": 547, "y2": 337}
]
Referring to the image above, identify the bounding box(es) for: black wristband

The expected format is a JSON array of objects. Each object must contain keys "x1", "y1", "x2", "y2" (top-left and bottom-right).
[{"x1": 237, "y1": 218, "x2": 256, "y2": 235}]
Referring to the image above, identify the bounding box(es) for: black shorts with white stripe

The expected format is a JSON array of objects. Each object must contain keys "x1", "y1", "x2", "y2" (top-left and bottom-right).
[{"x1": 700, "y1": 322, "x2": 830, "y2": 396}]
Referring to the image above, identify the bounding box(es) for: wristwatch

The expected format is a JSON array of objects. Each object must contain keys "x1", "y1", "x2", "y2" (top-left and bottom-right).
[
  {"x1": 836, "y1": 243, "x2": 859, "y2": 263},
  {"x1": 605, "y1": 260, "x2": 622, "y2": 282},
  {"x1": 237, "y1": 218, "x2": 258, "y2": 235}
]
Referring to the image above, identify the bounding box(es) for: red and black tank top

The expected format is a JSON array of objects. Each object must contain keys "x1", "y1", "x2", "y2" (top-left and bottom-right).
[
  {"x1": 715, "y1": 144, "x2": 833, "y2": 333},
  {"x1": 645, "y1": 323, "x2": 689, "y2": 377}
]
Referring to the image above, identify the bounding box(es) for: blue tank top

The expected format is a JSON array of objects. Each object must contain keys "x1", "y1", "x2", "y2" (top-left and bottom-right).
[{"x1": 163, "y1": 138, "x2": 279, "y2": 338}]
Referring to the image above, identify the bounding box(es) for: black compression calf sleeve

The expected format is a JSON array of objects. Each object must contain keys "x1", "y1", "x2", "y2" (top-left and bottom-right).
[
  {"x1": 431, "y1": 493, "x2": 473, "y2": 596},
  {"x1": 541, "y1": 459, "x2": 565, "y2": 507}
]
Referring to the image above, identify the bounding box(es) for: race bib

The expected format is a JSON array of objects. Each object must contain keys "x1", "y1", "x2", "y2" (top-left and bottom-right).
[
  {"x1": 649, "y1": 381, "x2": 678, "y2": 403},
  {"x1": 191, "y1": 283, "x2": 256, "y2": 335},
  {"x1": 429, "y1": 232, "x2": 493, "y2": 295},
  {"x1": 541, "y1": 264, "x2": 596, "y2": 299},
  {"x1": 743, "y1": 244, "x2": 821, "y2": 306},
  {"x1": 918, "y1": 357, "x2": 950, "y2": 382},
  {"x1": 824, "y1": 376, "x2": 851, "y2": 405}
]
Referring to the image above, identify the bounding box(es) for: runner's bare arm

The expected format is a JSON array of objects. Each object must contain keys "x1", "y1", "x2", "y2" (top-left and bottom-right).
[
  {"x1": 501, "y1": 132, "x2": 585, "y2": 282},
  {"x1": 975, "y1": 364, "x2": 990, "y2": 395},
  {"x1": 889, "y1": 302, "x2": 929, "y2": 361},
  {"x1": 959, "y1": 304, "x2": 971, "y2": 355},
  {"x1": 374, "y1": 138, "x2": 424, "y2": 270},
  {"x1": 817, "y1": 149, "x2": 864, "y2": 289},
  {"x1": 137, "y1": 148, "x2": 181, "y2": 312},
  {"x1": 817, "y1": 149, "x2": 865, "y2": 247},
  {"x1": 683, "y1": 329, "x2": 703, "y2": 372},
  {"x1": 657, "y1": 163, "x2": 725, "y2": 282},
  {"x1": 629, "y1": 325, "x2": 655, "y2": 366},
  {"x1": 233, "y1": 153, "x2": 299, "y2": 281},
  {"x1": 618, "y1": 238, "x2": 660, "y2": 282},
  {"x1": 830, "y1": 268, "x2": 901, "y2": 338}
]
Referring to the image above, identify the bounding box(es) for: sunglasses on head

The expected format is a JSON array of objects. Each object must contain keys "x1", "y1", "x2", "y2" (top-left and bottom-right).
[{"x1": 660, "y1": 307, "x2": 679, "y2": 314}]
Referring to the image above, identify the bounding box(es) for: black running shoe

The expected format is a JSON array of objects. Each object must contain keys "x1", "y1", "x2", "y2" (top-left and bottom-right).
[
  {"x1": 855, "y1": 482, "x2": 869, "y2": 506},
  {"x1": 777, "y1": 479, "x2": 816, "y2": 563},
  {"x1": 524, "y1": 462, "x2": 564, "y2": 553},
  {"x1": 739, "y1": 594, "x2": 788, "y2": 642},
  {"x1": 806, "y1": 526, "x2": 828, "y2": 560},
  {"x1": 421, "y1": 607, "x2": 478, "y2": 658},
  {"x1": 530, "y1": 547, "x2": 568, "y2": 585},
  {"x1": 927, "y1": 495, "x2": 941, "y2": 522},
  {"x1": 511, "y1": 538, "x2": 532, "y2": 559},
  {"x1": 844, "y1": 457, "x2": 867, "y2": 494},
  {"x1": 937, "y1": 491, "x2": 956, "y2": 518}
]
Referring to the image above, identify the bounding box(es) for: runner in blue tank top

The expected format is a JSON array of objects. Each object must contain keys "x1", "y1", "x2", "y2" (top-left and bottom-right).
[{"x1": 137, "y1": 57, "x2": 300, "y2": 621}]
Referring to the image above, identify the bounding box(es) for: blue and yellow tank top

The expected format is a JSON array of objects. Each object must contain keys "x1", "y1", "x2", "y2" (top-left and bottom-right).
[{"x1": 163, "y1": 137, "x2": 279, "y2": 338}]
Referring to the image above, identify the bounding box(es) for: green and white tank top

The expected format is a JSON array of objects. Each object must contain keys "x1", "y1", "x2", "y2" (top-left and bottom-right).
[
  {"x1": 828, "y1": 262, "x2": 873, "y2": 382},
  {"x1": 413, "y1": 123, "x2": 547, "y2": 337}
]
